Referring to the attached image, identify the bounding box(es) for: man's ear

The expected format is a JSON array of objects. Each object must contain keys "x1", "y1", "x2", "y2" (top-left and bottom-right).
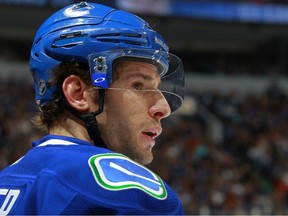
[{"x1": 62, "y1": 75, "x2": 90, "y2": 112}]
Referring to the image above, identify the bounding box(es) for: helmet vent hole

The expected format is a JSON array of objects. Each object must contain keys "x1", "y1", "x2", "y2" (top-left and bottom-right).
[
  {"x1": 123, "y1": 33, "x2": 141, "y2": 38},
  {"x1": 35, "y1": 37, "x2": 42, "y2": 45},
  {"x1": 52, "y1": 44, "x2": 78, "y2": 48},
  {"x1": 97, "y1": 33, "x2": 120, "y2": 37},
  {"x1": 124, "y1": 41, "x2": 142, "y2": 46},
  {"x1": 95, "y1": 32, "x2": 146, "y2": 46},
  {"x1": 34, "y1": 53, "x2": 39, "y2": 58}
]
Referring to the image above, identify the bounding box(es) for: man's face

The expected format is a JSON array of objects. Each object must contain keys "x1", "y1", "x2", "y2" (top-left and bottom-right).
[{"x1": 96, "y1": 61, "x2": 171, "y2": 165}]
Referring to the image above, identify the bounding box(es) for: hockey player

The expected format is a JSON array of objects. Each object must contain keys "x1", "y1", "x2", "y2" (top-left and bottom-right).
[{"x1": 0, "y1": 2, "x2": 185, "y2": 215}]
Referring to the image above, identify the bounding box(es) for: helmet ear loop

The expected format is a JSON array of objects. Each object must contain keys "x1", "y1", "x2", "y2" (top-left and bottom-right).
[{"x1": 54, "y1": 88, "x2": 106, "y2": 148}]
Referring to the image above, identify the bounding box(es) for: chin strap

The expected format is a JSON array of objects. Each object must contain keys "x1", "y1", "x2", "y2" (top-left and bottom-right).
[{"x1": 54, "y1": 88, "x2": 106, "y2": 148}]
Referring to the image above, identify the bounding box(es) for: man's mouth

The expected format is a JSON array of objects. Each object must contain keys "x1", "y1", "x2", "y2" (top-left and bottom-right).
[{"x1": 142, "y1": 127, "x2": 162, "y2": 140}]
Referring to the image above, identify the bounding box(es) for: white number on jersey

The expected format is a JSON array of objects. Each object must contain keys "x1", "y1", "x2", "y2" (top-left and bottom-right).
[{"x1": 0, "y1": 189, "x2": 20, "y2": 215}]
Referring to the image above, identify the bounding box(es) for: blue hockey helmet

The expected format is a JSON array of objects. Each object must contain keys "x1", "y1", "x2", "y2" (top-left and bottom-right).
[{"x1": 30, "y1": 2, "x2": 184, "y2": 113}]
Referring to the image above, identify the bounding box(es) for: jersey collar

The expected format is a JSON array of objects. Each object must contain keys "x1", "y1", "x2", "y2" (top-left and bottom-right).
[{"x1": 32, "y1": 134, "x2": 94, "y2": 148}]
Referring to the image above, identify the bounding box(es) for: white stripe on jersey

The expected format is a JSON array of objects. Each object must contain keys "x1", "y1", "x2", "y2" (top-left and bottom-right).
[{"x1": 36, "y1": 139, "x2": 77, "y2": 147}]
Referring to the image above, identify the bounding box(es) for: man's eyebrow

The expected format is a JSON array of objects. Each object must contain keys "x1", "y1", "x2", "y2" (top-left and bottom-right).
[{"x1": 125, "y1": 73, "x2": 154, "y2": 81}]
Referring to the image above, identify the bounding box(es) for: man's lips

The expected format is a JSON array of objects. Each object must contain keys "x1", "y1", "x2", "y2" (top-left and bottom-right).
[{"x1": 142, "y1": 127, "x2": 162, "y2": 140}]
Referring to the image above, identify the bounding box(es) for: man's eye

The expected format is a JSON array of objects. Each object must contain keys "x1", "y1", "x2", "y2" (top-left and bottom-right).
[{"x1": 132, "y1": 82, "x2": 143, "y2": 90}]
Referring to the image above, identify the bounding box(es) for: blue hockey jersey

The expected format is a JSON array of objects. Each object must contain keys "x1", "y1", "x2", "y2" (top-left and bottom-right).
[{"x1": 0, "y1": 135, "x2": 183, "y2": 215}]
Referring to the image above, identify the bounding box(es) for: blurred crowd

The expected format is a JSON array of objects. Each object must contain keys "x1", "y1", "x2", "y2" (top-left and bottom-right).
[
  {"x1": 183, "y1": 52, "x2": 287, "y2": 76},
  {"x1": 249, "y1": 0, "x2": 288, "y2": 4},
  {"x1": 218, "y1": 0, "x2": 288, "y2": 4},
  {"x1": 1, "y1": 77, "x2": 288, "y2": 215},
  {"x1": 0, "y1": 79, "x2": 39, "y2": 169}
]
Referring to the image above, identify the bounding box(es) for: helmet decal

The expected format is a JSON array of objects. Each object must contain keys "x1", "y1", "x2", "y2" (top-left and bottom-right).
[
  {"x1": 92, "y1": 74, "x2": 108, "y2": 89},
  {"x1": 154, "y1": 36, "x2": 169, "y2": 52},
  {"x1": 38, "y1": 79, "x2": 47, "y2": 96},
  {"x1": 64, "y1": 2, "x2": 94, "y2": 17}
]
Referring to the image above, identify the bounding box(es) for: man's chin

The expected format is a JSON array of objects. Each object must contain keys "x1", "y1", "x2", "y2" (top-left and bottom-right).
[{"x1": 138, "y1": 152, "x2": 153, "y2": 166}]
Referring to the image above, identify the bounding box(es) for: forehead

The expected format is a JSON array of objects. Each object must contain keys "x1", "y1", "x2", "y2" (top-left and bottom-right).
[{"x1": 114, "y1": 61, "x2": 160, "y2": 80}]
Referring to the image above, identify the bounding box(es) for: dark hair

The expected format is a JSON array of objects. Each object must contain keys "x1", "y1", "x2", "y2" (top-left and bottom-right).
[{"x1": 32, "y1": 62, "x2": 91, "y2": 133}]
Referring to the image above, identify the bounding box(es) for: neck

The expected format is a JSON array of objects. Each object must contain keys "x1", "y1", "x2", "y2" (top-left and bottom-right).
[{"x1": 49, "y1": 118, "x2": 92, "y2": 143}]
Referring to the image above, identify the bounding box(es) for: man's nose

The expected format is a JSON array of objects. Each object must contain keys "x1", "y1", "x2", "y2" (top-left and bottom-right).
[{"x1": 148, "y1": 92, "x2": 171, "y2": 120}]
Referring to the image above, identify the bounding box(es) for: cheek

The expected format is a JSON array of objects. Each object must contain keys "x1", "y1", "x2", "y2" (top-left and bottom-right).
[{"x1": 111, "y1": 91, "x2": 145, "y2": 113}]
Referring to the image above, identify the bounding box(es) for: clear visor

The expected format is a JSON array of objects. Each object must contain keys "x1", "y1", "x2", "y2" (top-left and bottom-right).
[
  {"x1": 88, "y1": 49, "x2": 185, "y2": 113},
  {"x1": 158, "y1": 53, "x2": 185, "y2": 113}
]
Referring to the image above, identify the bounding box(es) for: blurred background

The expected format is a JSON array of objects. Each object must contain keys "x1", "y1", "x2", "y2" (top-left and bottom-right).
[{"x1": 1, "y1": 0, "x2": 288, "y2": 214}]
